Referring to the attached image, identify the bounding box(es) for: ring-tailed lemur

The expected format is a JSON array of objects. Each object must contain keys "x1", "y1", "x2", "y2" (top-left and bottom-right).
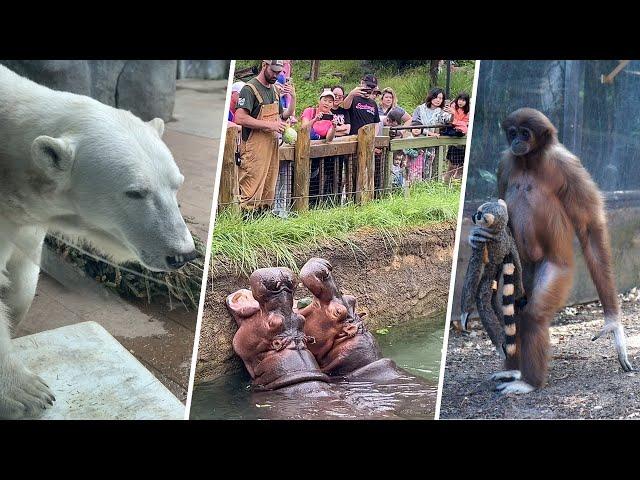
[{"x1": 460, "y1": 199, "x2": 525, "y2": 359}]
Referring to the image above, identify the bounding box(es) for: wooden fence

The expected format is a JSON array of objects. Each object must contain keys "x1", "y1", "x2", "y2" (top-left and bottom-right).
[{"x1": 218, "y1": 124, "x2": 466, "y2": 213}]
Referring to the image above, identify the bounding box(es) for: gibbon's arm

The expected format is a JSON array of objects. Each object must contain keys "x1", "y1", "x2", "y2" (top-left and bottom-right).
[{"x1": 558, "y1": 151, "x2": 618, "y2": 316}]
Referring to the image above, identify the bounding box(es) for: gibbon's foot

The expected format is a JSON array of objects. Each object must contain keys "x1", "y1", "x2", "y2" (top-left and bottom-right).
[
  {"x1": 490, "y1": 370, "x2": 521, "y2": 382},
  {"x1": 592, "y1": 321, "x2": 635, "y2": 372},
  {"x1": 495, "y1": 380, "x2": 535, "y2": 395},
  {"x1": 468, "y1": 226, "x2": 496, "y2": 249},
  {"x1": 0, "y1": 358, "x2": 55, "y2": 419}
]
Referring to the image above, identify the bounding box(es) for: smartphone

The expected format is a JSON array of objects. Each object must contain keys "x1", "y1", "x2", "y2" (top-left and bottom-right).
[
  {"x1": 321, "y1": 113, "x2": 334, "y2": 121},
  {"x1": 361, "y1": 88, "x2": 372, "y2": 95}
]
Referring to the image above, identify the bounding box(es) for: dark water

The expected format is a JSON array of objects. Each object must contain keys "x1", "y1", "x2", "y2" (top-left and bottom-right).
[{"x1": 189, "y1": 311, "x2": 445, "y2": 420}]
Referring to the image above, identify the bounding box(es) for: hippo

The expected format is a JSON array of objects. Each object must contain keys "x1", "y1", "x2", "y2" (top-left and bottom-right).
[
  {"x1": 224, "y1": 262, "x2": 437, "y2": 419},
  {"x1": 299, "y1": 257, "x2": 413, "y2": 382},
  {"x1": 226, "y1": 267, "x2": 329, "y2": 391}
]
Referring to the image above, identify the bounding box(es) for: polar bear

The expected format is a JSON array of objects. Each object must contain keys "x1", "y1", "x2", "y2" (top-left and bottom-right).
[{"x1": 0, "y1": 64, "x2": 197, "y2": 418}]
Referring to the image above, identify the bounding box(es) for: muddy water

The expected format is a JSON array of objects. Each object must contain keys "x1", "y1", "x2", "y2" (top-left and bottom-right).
[{"x1": 189, "y1": 311, "x2": 445, "y2": 420}]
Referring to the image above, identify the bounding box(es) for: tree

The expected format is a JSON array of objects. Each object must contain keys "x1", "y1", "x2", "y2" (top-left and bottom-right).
[
  {"x1": 310, "y1": 60, "x2": 320, "y2": 81},
  {"x1": 429, "y1": 60, "x2": 440, "y2": 89}
]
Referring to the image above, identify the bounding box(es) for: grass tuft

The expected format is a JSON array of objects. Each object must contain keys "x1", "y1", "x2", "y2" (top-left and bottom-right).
[{"x1": 211, "y1": 182, "x2": 460, "y2": 276}]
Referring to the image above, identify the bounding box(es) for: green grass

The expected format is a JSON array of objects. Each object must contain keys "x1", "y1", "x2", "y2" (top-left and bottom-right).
[
  {"x1": 211, "y1": 182, "x2": 461, "y2": 276},
  {"x1": 234, "y1": 60, "x2": 475, "y2": 118}
]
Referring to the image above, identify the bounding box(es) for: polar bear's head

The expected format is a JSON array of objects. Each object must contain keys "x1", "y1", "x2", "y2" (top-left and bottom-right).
[{"x1": 30, "y1": 107, "x2": 197, "y2": 272}]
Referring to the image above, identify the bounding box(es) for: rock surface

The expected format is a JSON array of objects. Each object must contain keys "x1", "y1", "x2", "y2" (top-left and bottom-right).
[
  {"x1": 1, "y1": 60, "x2": 177, "y2": 121},
  {"x1": 177, "y1": 60, "x2": 230, "y2": 80}
]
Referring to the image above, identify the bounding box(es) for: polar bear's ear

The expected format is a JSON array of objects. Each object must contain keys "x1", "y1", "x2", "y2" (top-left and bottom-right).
[
  {"x1": 148, "y1": 118, "x2": 165, "y2": 138},
  {"x1": 31, "y1": 136, "x2": 75, "y2": 174}
]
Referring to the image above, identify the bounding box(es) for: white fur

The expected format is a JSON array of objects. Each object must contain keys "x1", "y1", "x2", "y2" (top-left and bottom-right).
[
  {"x1": 0, "y1": 64, "x2": 195, "y2": 418},
  {"x1": 505, "y1": 344, "x2": 516, "y2": 355},
  {"x1": 503, "y1": 263, "x2": 515, "y2": 275},
  {"x1": 502, "y1": 304, "x2": 515, "y2": 316},
  {"x1": 503, "y1": 283, "x2": 514, "y2": 296},
  {"x1": 505, "y1": 324, "x2": 516, "y2": 336},
  {"x1": 496, "y1": 380, "x2": 535, "y2": 395},
  {"x1": 593, "y1": 314, "x2": 634, "y2": 371}
]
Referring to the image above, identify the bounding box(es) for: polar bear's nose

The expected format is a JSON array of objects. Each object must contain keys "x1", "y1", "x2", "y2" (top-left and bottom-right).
[{"x1": 166, "y1": 249, "x2": 198, "y2": 269}]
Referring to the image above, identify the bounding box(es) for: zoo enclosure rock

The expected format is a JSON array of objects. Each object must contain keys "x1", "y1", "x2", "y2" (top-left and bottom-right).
[
  {"x1": 1, "y1": 60, "x2": 177, "y2": 121},
  {"x1": 195, "y1": 222, "x2": 455, "y2": 384},
  {"x1": 177, "y1": 60, "x2": 231, "y2": 80}
]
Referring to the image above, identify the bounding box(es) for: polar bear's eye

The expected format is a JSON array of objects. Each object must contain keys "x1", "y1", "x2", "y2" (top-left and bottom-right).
[{"x1": 125, "y1": 190, "x2": 149, "y2": 199}]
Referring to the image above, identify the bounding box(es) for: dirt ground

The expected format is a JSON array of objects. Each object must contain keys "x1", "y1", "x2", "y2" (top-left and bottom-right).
[
  {"x1": 440, "y1": 292, "x2": 640, "y2": 419},
  {"x1": 195, "y1": 222, "x2": 456, "y2": 383}
]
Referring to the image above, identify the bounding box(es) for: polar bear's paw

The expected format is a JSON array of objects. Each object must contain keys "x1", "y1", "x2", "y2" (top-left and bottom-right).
[{"x1": 0, "y1": 359, "x2": 55, "y2": 419}]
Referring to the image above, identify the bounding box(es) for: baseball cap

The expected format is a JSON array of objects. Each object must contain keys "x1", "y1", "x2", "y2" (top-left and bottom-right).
[
  {"x1": 263, "y1": 60, "x2": 285, "y2": 72},
  {"x1": 319, "y1": 88, "x2": 335, "y2": 100},
  {"x1": 231, "y1": 81, "x2": 245, "y2": 93},
  {"x1": 362, "y1": 74, "x2": 378, "y2": 88}
]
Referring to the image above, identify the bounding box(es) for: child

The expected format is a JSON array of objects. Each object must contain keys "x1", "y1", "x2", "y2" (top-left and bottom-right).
[
  {"x1": 442, "y1": 92, "x2": 471, "y2": 181},
  {"x1": 391, "y1": 151, "x2": 406, "y2": 188}
]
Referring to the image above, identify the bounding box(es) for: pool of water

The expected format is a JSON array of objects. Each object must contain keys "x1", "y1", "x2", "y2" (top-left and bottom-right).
[{"x1": 189, "y1": 310, "x2": 445, "y2": 420}]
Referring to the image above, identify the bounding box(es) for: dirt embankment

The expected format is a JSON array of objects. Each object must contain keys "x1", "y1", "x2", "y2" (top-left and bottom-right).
[
  {"x1": 194, "y1": 222, "x2": 456, "y2": 384},
  {"x1": 440, "y1": 295, "x2": 640, "y2": 419}
]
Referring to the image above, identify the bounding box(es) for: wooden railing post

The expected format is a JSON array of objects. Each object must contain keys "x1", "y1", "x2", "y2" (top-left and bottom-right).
[
  {"x1": 355, "y1": 124, "x2": 376, "y2": 204},
  {"x1": 218, "y1": 126, "x2": 239, "y2": 212},
  {"x1": 292, "y1": 125, "x2": 311, "y2": 212}
]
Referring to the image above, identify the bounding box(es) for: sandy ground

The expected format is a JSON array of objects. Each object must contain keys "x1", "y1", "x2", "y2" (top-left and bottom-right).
[{"x1": 440, "y1": 291, "x2": 640, "y2": 419}]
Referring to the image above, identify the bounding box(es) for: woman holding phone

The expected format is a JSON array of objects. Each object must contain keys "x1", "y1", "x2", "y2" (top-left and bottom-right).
[{"x1": 301, "y1": 88, "x2": 338, "y2": 141}]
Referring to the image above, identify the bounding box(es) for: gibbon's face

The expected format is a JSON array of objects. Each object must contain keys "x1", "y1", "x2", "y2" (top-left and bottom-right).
[
  {"x1": 506, "y1": 125, "x2": 535, "y2": 156},
  {"x1": 502, "y1": 108, "x2": 557, "y2": 157}
]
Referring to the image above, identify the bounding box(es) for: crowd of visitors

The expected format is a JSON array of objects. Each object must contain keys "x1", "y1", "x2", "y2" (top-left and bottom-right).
[{"x1": 229, "y1": 60, "x2": 470, "y2": 215}]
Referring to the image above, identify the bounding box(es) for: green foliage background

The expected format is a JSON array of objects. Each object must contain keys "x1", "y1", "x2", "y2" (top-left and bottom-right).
[{"x1": 234, "y1": 60, "x2": 475, "y2": 116}]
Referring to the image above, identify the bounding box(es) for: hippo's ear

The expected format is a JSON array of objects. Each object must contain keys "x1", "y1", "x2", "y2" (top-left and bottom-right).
[
  {"x1": 148, "y1": 118, "x2": 165, "y2": 138},
  {"x1": 31, "y1": 135, "x2": 75, "y2": 176}
]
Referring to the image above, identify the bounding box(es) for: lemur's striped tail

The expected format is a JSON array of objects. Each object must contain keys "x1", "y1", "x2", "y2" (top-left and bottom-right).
[{"x1": 502, "y1": 253, "x2": 517, "y2": 357}]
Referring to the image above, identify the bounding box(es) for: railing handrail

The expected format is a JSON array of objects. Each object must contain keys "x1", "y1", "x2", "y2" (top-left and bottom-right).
[{"x1": 275, "y1": 130, "x2": 466, "y2": 161}]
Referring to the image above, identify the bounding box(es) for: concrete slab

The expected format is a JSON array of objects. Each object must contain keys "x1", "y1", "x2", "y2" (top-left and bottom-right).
[
  {"x1": 171, "y1": 79, "x2": 228, "y2": 139},
  {"x1": 165, "y1": 129, "x2": 218, "y2": 241},
  {"x1": 13, "y1": 321, "x2": 185, "y2": 420}
]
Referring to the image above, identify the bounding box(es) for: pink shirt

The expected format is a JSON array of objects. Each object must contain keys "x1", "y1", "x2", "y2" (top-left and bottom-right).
[
  {"x1": 451, "y1": 107, "x2": 469, "y2": 134},
  {"x1": 302, "y1": 107, "x2": 333, "y2": 138}
]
